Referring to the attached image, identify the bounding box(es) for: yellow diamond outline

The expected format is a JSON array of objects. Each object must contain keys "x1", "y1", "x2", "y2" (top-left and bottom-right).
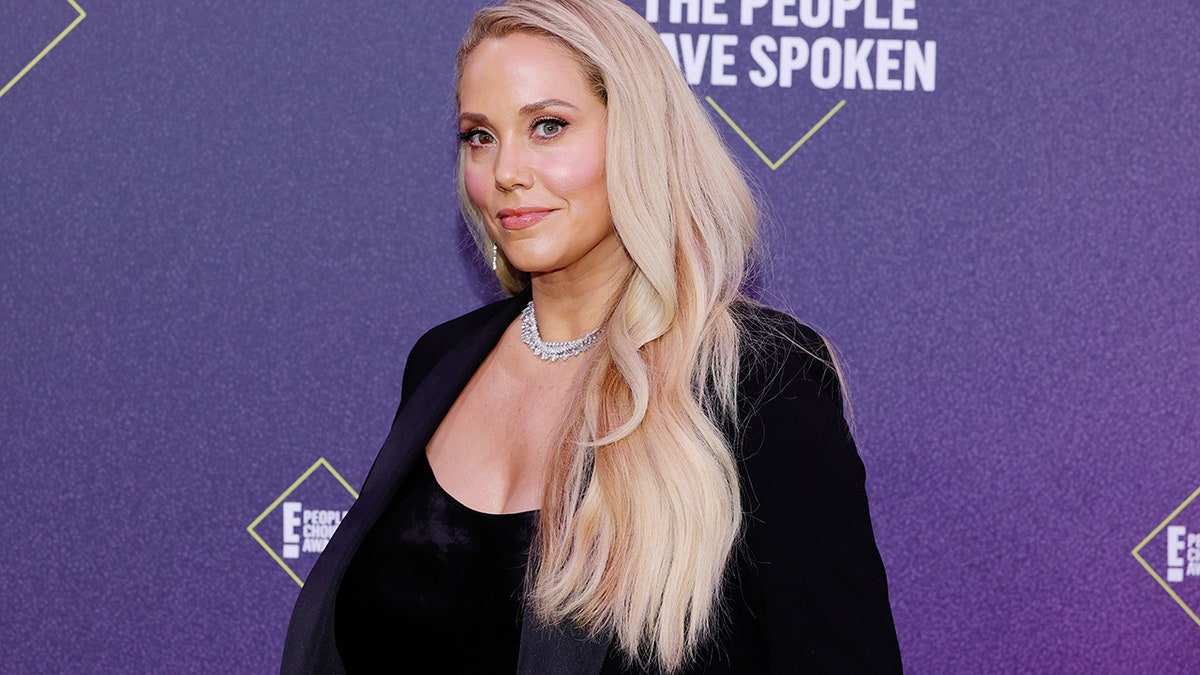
[
  {"x1": 0, "y1": 0, "x2": 87, "y2": 102},
  {"x1": 1131, "y1": 483, "x2": 1200, "y2": 629},
  {"x1": 247, "y1": 457, "x2": 360, "y2": 587},
  {"x1": 706, "y1": 96, "x2": 846, "y2": 171}
]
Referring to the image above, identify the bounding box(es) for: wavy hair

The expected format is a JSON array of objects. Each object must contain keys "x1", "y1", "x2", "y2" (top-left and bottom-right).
[{"x1": 455, "y1": 0, "x2": 758, "y2": 670}]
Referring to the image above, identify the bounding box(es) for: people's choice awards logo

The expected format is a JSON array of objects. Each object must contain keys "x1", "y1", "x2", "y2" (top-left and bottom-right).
[
  {"x1": 640, "y1": 0, "x2": 938, "y2": 170},
  {"x1": 247, "y1": 458, "x2": 358, "y2": 586},
  {"x1": 1133, "y1": 485, "x2": 1200, "y2": 629}
]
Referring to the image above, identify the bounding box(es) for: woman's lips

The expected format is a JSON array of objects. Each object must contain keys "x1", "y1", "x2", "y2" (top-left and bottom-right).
[{"x1": 498, "y1": 207, "x2": 555, "y2": 230}]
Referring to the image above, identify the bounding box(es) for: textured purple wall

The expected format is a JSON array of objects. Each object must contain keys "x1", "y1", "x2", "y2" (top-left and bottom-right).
[{"x1": 1, "y1": 1, "x2": 1197, "y2": 672}]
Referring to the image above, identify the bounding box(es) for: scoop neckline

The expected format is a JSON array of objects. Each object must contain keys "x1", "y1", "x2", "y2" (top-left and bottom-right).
[{"x1": 420, "y1": 453, "x2": 540, "y2": 519}]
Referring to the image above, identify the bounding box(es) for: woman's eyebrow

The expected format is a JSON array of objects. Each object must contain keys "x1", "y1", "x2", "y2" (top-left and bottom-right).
[
  {"x1": 519, "y1": 98, "x2": 579, "y2": 116},
  {"x1": 459, "y1": 111, "x2": 488, "y2": 126},
  {"x1": 458, "y1": 99, "x2": 579, "y2": 126}
]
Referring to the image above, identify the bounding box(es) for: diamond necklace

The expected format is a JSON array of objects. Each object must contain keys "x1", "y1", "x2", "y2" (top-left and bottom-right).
[{"x1": 520, "y1": 301, "x2": 602, "y2": 362}]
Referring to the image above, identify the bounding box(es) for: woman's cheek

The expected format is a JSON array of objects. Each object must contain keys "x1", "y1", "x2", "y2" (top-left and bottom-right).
[
  {"x1": 541, "y1": 146, "x2": 604, "y2": 194},
  {"x1": 463, "y1": 164, "x2": 492, "y2": 215}
]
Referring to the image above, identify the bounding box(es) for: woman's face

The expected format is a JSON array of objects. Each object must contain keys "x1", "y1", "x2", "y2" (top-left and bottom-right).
[{"x1": 458, "y1": 33, "x2": 622, "y2": 282}]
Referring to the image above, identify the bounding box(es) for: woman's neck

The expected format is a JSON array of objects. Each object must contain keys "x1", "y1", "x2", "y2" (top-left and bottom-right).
[{"x1": 527, "y1": 249, "x2": 633, "y2": 342}]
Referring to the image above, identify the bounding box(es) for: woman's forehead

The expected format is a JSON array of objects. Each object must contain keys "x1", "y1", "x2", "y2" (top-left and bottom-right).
[{"x1": 458, "y1": 34, "x2": 595, "y2": 110}]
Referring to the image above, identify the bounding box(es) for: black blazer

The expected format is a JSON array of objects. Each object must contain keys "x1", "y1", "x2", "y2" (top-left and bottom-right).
[{"x1": 281, "y1": 291, "x2": 902, "y2": 674}]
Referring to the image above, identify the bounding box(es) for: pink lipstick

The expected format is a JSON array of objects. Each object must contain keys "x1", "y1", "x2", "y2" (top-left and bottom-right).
[{"x1": 498, "y1": 206, "x2": 555, "y2": 230}]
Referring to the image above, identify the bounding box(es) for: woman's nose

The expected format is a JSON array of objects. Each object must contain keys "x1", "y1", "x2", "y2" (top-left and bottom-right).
[{"x1": 493, "y1": 142, "x2": 533, "y2": 192}]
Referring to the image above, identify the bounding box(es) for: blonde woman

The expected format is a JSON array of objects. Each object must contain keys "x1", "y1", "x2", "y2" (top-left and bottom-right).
[{"x1": 283, "y1": 0, "x2": 900, "y2": 672}]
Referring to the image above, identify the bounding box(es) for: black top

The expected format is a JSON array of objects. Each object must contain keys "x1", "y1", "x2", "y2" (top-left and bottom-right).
[
  {"x1": 332, "y1": 450, "x2": 768, "y2": 675},
  {"x1": 335, "y1": 453, "x2": 538, "y2": 673}
]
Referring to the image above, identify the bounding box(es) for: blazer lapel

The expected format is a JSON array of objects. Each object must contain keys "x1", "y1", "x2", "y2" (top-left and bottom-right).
[
  {"x1": 359, "y1": 292, "x2": 528, "y2": 506},
  {"x1": 293, "y1": 288, "x2": 615, "y2": 673},
  {"x1": 286, "y1": 294, "x2": 528, "y2": 673}
]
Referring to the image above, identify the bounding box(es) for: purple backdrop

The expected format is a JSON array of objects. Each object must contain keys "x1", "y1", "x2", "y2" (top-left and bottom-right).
[{"x1": 2, "y1": 1, "x2": 1197, "y2": 672}]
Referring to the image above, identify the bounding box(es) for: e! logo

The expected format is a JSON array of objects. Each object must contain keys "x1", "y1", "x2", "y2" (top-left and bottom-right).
[{"x1": 248, "y1": 458, "x2": 359, "y2": 586}]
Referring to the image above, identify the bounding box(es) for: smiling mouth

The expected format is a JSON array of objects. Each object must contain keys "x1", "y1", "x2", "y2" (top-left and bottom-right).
[{"x1": 497, "y1": 207, "x2": 555, "y2": 230}]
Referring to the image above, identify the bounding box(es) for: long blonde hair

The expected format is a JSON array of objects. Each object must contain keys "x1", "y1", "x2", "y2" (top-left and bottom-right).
[{"x1": 456, "y1": 1, "x2": 758, "y2": 670}]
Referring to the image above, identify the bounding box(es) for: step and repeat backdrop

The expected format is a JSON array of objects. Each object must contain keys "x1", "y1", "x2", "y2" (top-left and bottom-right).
[{"x1": 2, "y1": 1, "x2": 1197, "y2": 672}]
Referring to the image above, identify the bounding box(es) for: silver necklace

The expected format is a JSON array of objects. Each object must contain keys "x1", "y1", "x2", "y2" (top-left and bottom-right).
[{"x1": 520, "y1": 301, "x2": 602, "y2": 362}]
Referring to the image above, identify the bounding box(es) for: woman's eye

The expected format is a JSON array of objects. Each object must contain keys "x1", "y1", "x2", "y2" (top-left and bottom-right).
[
  {"x1": 533, "y1": 118, "x2": 567, "y2": 138},
  {"x1": 458, "y1": 129, "x2": 494, "y2": 146}
]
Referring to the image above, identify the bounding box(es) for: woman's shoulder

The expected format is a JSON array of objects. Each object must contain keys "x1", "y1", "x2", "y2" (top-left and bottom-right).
[
  {"x1": 414, "y1": 294, "x2": 523, "y2": 351},
  {"x1": 732, "y1": 299, "x2": 844, "y2": 410},
  {"x1": 726, "y1": 302, "x2": 900, "y2": 673}
]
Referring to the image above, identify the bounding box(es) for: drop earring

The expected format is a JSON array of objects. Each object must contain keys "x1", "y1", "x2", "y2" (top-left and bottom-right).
[{"x1": 492, "y1": 243, "x2": 498, "y2": 271}]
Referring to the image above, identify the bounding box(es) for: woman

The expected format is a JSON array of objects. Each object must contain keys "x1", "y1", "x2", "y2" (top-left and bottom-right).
[{"x1": 282, "y1": 0, "x2": 901, "y2": 672}]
